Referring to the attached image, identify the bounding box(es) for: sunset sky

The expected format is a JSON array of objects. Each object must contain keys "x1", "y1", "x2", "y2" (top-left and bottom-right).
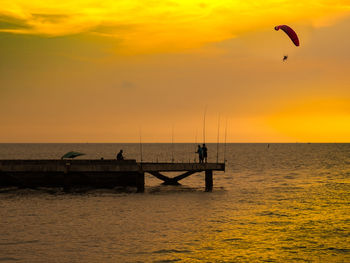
[{"x1": 1, "y1": 0, "x2": 350, "y2": 142}]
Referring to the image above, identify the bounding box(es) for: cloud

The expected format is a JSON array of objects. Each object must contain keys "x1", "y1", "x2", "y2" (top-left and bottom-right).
[
  {"x1": 0, "y1": 1, "x2": 349, "y2": 53},
  {"x1": 0, "y1": 15, "x2": 30, "y2": 29}
]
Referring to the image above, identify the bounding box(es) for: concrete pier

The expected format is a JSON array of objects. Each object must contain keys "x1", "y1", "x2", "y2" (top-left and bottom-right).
[{"x1": 0, "y1": 160, "x2": 225, "y2": 192}]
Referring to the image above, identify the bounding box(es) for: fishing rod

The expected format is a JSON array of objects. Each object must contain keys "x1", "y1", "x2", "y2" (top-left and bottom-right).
[
  {"x1": 139, "y1": 126, "x2": 143, "y2": 163},
  {"x1": 171, "y1": 125, "x2": 174, "y2": 163},
  {"x1": 216, "y1": 113, "x2": 221, "y2": 163},
  {"x1": 203, "y1": 106, "x2": 207, "y2": 144},
  {"x1": 194, "y1": 128, "x2": 198, "y2": 162},
  {"x1": 224, "y1": 117, "x2": 228, "y2": 163}
]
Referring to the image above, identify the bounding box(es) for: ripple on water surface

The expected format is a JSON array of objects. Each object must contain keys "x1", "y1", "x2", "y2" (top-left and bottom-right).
[{"x1": 0, "y1": 143, "x2": 350, "y2": 262}]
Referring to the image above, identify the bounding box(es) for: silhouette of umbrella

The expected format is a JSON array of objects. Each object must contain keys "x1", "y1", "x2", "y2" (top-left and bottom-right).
[{"x1": 61, "y1": 151, "x2": 85, "y2": 159}]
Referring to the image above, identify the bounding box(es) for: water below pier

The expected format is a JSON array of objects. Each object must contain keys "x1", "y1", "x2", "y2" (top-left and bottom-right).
[{"x1": 0, "y1": 143, "x2": 349, "y2": 262}]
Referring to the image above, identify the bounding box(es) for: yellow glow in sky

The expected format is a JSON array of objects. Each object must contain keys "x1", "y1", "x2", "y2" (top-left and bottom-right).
[
  {"x1": 1, "y1": 1, "x2": 350, "y2": 142},
  {"x1": 269, "y1": 98, "x2": 350, "y2": 142}
]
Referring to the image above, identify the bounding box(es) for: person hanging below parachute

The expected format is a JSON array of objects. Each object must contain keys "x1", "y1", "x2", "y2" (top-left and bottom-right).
[{"x1": 275, "y1": 25, "x2": 299, "y2": 61}]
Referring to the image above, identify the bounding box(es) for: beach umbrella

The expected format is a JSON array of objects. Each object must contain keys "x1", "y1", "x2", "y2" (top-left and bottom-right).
[{"x1": 61, "y1": 151, "x2": 85, "y2": 159}]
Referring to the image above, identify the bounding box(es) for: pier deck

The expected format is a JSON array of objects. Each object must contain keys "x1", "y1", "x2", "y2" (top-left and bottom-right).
[
  {"x1": 140, "y1": 162, "x2": 224, "y2": 172},
  {"x1": 0, "y1": 160, "x2": 225, "y2": 192}
]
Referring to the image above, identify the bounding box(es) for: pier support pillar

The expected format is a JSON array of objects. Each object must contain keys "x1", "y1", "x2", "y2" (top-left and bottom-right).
[
  {"x1": 136, "y1": 172, "x2": 145, "y2": 193},
  {"x1": 63, "y1": 162, "x2": 71, "y2": 192},
  {"x1": 205, "y1": 170, "x2": 213, "y2": 192}
]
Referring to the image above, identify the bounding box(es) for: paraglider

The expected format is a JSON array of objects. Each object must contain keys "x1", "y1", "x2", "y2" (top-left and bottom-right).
[
  {"x1": 275, "y1": 25, "x2": 300, "y2": 46},
  {"x1": 275, "y1": 25, "x2": 299, "y2": 62}
]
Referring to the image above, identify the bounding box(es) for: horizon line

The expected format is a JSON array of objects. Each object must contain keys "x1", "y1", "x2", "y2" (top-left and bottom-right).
[{"x1": 0, "y1": 142, "x2": 349, "y2": 144}]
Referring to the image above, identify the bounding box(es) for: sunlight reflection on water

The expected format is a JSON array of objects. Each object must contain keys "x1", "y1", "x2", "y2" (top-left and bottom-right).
[{"x1": 0, "y1": 143, "x2": 349, "y2": 262}]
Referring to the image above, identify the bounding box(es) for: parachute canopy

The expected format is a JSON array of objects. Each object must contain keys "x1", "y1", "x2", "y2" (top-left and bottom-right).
[{"x1": 275, "y1": 25, "x2": 300, "y2": 46}]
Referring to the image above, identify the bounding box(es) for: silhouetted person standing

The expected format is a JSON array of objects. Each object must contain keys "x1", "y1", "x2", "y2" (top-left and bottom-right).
[
  {"x1": 117, "y1": 150, "x2": 124, "y2": 160},
  {"x1": 202, "y1": 144, "x2": 208, "y2": 163},
  {"x1": 196, "y1": 145, "x2": 203, "y2": 163}
]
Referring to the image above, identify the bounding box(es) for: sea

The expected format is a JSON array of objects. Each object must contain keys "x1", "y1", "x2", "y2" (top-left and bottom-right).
[{"x1": 0, "y1": 143, "x2": 349, "y2": 262}]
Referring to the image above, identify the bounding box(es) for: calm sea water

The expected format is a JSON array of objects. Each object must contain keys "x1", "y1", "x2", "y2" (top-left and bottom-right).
[{"x1": 0, "y1": 143, "x2": 349, "y2": 262}]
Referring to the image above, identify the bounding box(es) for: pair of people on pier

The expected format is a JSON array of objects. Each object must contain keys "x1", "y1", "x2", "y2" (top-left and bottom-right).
[{"x1": 196, "y1": 144, "x2": 208, "y2": 163}]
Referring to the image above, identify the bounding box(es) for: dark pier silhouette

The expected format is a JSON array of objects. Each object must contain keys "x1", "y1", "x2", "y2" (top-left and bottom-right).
[{"x1": 0, "y1": 160, "x2": 225, "y2": 192}]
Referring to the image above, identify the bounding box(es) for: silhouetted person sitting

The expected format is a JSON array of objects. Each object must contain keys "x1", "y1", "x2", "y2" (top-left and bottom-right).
[
  {"x1": 196, "y1": 145, "x2": 203, "y2": 163},
  {"x1": 202, "y1": 144, "x2": 208, "y2": 163},
  {"x1": 117, "y1": 150, "x2": 124, "y2": 160}
]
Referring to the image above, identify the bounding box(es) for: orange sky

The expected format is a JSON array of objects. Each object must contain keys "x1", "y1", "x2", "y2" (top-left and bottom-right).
[{"x1": 1, "y1": 1, "x2": 350, "y2": 142}]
